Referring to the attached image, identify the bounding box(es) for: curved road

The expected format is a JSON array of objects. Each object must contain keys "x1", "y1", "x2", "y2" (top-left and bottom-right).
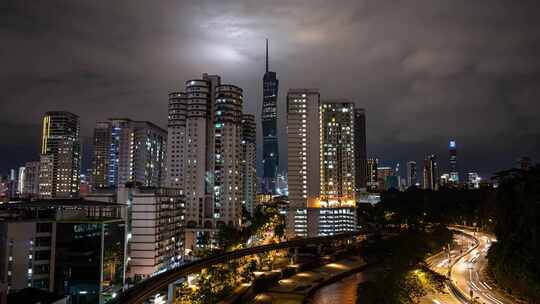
[{"x1": 450, "y1": 228, "x2": 515, "y2": 304}]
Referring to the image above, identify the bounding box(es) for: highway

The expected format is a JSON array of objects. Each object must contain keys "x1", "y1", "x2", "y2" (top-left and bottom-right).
[
  {"x1": 424, "y1": 228, "x2": 517, "y2": 304},
  {"x1": 449, "y1": 228, "x2": 515, "y2": 304}
]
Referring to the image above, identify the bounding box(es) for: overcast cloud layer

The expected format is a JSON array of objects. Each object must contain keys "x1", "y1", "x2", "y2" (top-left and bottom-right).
[{"x1": 1, "y1": 0, "x2": 540, "y2": 178}]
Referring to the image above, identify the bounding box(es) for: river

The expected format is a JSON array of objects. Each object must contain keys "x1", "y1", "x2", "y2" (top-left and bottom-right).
[{"x1": 308, "y1": 266, "x2": 380, "y2": 304}]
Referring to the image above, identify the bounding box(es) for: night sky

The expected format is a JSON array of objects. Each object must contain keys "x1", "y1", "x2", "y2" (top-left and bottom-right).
[{"x1": 1, "y1": 0, "x2": 540, "y2": 178}]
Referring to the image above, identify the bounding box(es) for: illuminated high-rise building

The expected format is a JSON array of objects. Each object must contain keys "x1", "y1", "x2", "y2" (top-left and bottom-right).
[
  {"x1": 213, "y1": 84, "x2": 244, "y2": 226},
  {"x1": 449, "y1": 139, "x2": 459, "y2": 183},
  {"x1": 287, "y1": 95, "x2": 358, "y2": 237},
  {"x1": 286, "y1": 89, "x2": 320, "y2": 237},
  {"x1": 91, "y1": 119, "x2": 166, "y2": 189},
  {"x1": 166, "y1": 92, "x2": 187, "y2": 189},
  {"x1": 91, "y1": 122, "x2": 111, "y2": 189},
  {"x1": 166, "y1": 74, "x2": 248, "y2": 252},
  {"x1": 407, "y1": 161, "x2": 417, "y2": 187},
  {"x1": 241, "y1": 114, "x2": 257, "y2": 216},
  {"x1": 423, "y1": 154, "x2": 439, "y2": 190},
  {"x1": 39, "y1": 111, "x2": 81, "y2": 198},
  {"x1": 16, "y1": 166, "x2": 25, "y2": 195},
  {"x1": 366, "y1": 158, "x2": 379, "y2": 191},
  {"x1": 320, "y1": 101, "x2": 355, "y2": 204},
  {"x1": 353, "y1": 108, "x2": 367, "y2": 192},
  {"x1": 261, "y1": 39, "x2": 280, "y2": 194}
]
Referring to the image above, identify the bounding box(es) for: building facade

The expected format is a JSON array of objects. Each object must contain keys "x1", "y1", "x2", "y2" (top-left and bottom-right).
[
  {"x1": 261, "y1": 39, "x2": 280, "y2": 194},
  {"x1": 39, "y1": 111, "x2": 81, "y2": 198},
  {"x1": 366, "y1": 158, "x2": 379, "y2": 191},
  {"x1": 406, "y1": 161, "x2": 417, "y2": 188},
  {"x1": 0, "y1": 200, "x2": 125, "y2": 304},
  {"x1": 241, "y1": 114, "x2": 257, "y2": 216},
  {"x1": 377, "y1": 166, "x2": 394, "y2": 191},
  {"x1": 166, "y1": 74, "x2": 248, "y2": 252},
  {"x1": 116, "y1": 187, "x2": 184, "y2": 280},
  {"x1": 286, "y1": 89, "x2": 321, "y2": 237},
  {"x1": 166, "y1": 92, "x2": 187, "y2": 189},
  {"x1": 91, "y1": 119, "x2": 167, "y2": 189},
  {"x1": 423, "y1": 154, "x2": 439, "y2": 190},
  {"x1": 449, "y1": 139, "x2": 459, "y2": 184},
  {"x1": 182, "y1": 76, "x2": 217, "y2": 250},
  {"x1": 22, "y1": 161, "x2": 40, "y2": 198},
  {"x1": 353, "y1": 108, "x2": 367, "y2": 192},
  {"x1": 91, "y1": 122, "x2": 111, "y2": 189},
  {"x1": 319, "y1": 101, "x2": 356, "y2": 205},
  {"x1": 214, "y1": 84, "x2": 243, "y2": 227}
]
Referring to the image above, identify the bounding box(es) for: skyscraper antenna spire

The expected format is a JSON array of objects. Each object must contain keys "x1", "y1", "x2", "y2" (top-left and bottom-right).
[{"x1": 265, "y1": 38, "x2": 269, "y2": 73}]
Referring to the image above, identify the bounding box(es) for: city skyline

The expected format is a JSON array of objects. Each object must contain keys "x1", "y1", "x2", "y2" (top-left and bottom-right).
[{"x1": 2, "y1": 1, "x2": 540, "y2": 178}]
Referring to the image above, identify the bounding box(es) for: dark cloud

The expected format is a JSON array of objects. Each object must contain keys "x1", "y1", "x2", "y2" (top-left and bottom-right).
[{"x1": 1, "y1": 0, "x2": 540, "y2": 178}]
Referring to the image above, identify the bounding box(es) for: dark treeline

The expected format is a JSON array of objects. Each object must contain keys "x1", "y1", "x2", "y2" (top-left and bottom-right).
[
  {"x1": 358, "y1": 165, "x2": 540, "y2": 302},
  {"x1": 357, "y1": 226, "x2": 451, "y2": 303},
  {"x1": 358, "y1": 186, "x2": 495, "y2": 230},
  {"x1": 487, "y1": 166, "x2": 540, "y2": 302}
]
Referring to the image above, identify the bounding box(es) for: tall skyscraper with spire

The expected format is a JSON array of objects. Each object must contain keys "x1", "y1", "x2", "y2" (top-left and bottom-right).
[
  {"x1": 261, "y1": 39, "x2": 279, "y2": 194},
  {"x1": 449, "y1": 139, "x2": 459, "y2": 183}
]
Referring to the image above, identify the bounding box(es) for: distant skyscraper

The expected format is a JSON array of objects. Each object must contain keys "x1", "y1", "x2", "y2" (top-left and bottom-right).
[
  {"x1": 22, "y1": 161, "x2": 40, "y2": 197},
  {"x1": 39, "y1": 111, "x2": 81, "y2": 198},
  {"x1": 377, "y1": 166, "x2": 394, "y2": 191},
  {"x1": 353, "y1": 108, "x2": 367, "y2": 192},
  {"x1": 17, "y1": 166, "x2": 25, "y2": 195},
  {"x1": 241, "y1": 114, "x2": 257, "y2": 216},
  {"x1": 406, "y1": 161, "x2": 417, "y2": 187},
  {"x1": 91, "y1": 122, "x2": 111, "y2": 189},
  {"x1": 467, "y1": 172, "x2": 481, "y2": 189},
  {"x1": 449, "y1": 139, "x2": 459, "y2": 183},
  {"x1": 367, "y1": 158, "x2": 379, "y2": 191},
  {"x1": 91, "y1": 119, "x2": 166, "y2": 189},
  {"x1": 261, "y1": 39, "x2": 279, "y2": 194},
  {"x1": 320, "y1": 101, "x2": 355, "y2": 204},
  {"x1": 423, "y1": 154, "x2": 439, "y2": 190},
  {"x1": 518, "y1": 156, "x2": 532, "y2": 170},
  {"x1": 286, "y1": 89, "x2": 320, "y2": 237}
]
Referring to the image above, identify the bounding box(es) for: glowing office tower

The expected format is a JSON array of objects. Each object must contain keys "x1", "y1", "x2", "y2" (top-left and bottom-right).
[
  {"x1": 261, "y1": 39, "x2": 280, "y2": 194},
  {"x1": 407, "y1": 161, "x2": 417, "y2": 187},
  {"x1": 286, "y1": 89, "x2": 321, "y2": 237},
  {"x1": 166, "y1": 92, "x2": 188, "y2": 189},
  {"x1": 320, "y1": 101, "x2": 356, "y2": 204},
  {"x1": 91, "y1": 119, "x2": 166, "y2": 189},
  {"x1": 449, "y1": 139, "x2": 459, "y2": 183},
  {"x1": 91, "y1": 122, "x2": 111, "y2": 189},
  {"x1": 39, "y1": 111, "x2": 80, "y2": 198},
  {"x1": 213, "y1": 84, "x2": 244, "y2": 226},
  {"x1": 423, "y1": 154, "x2": 439, "y2": 190},
  {"x1": 241, "y1": 114, "x2": 257, "y2": 216}
]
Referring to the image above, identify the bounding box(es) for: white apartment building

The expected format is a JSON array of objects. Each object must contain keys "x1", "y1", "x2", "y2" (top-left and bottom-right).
[{"x1": 286, "y1": 89, "x2": 321, "y2": 237}]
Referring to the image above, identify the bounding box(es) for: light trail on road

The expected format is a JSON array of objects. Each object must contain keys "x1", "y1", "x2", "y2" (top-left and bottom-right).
[{"x1": 449, "y1": 228, "x2": 513, "y2": 304}]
